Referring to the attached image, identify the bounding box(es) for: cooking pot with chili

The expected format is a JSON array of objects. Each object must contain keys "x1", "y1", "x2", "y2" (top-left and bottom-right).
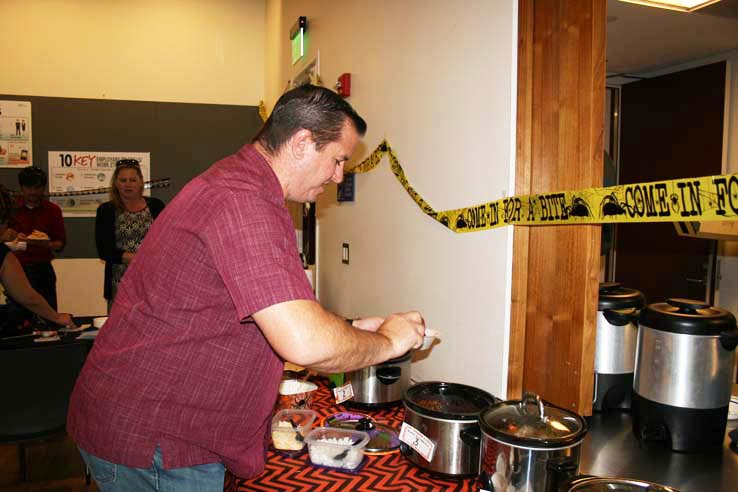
[{"x1": 402, "y1": 381, "x2": 498, "y2": 477}]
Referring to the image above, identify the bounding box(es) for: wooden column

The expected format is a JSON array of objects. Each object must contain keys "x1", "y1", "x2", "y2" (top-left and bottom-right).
[{"x1": 508, "y1": 0, "x2": 605, "y2": 416}]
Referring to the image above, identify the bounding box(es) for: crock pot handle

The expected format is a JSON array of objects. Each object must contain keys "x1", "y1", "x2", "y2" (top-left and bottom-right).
[
  {"x1": 720, "y1": 331, "x2": 738, "y2": 351},
  {"x1": 667, "y1": 298, "x2": 710, "y2": 313},
  {"x1": 376, "y1": 366, "x2": 402, "y2": 385},
  {"x1": 399, "y1": 442, "x2": 414, "y2": 457},
  {"x1": 459, "y1": 426, "x2": 481, "y2": 447},
  {"x1": 521, "y1": 392, "x2": 545, "y2": 420},
  {"x1": 599, "y1": 282, "x2": 621, "y2": 294},
  {"x1": 545, "y1": 457, "x2": 580, "y2": 492},
  {"x1": 602, "y1": 307, "x2": 640, "y2": 326}
]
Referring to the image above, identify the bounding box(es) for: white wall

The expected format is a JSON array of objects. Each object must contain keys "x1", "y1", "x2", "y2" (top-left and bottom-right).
[
  {"x1": 267, "y1": 0, "x2": 518, "y2": 397},
  {"x1": 1, "y1": 0, "x2": 266, "y2": 315},
  {"x1": 54, "y1": 259, "x2": 108, "y2": 316},
  {"x1": 2, "y1": 0, "x2": 265, "y2": 105}
]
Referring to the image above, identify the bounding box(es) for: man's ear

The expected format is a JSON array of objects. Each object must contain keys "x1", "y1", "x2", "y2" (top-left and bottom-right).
[{"x1": 288, "y1": 129, "x2": 314, "y2": 161}]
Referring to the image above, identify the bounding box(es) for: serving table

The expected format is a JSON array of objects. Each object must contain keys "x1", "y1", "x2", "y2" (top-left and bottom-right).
[
  {"x1": 226, "y1": 380, "x2": 738, "y2": 492},
  {"x1": 224, "y1": 378, "x2": 478, "y2": 492}
]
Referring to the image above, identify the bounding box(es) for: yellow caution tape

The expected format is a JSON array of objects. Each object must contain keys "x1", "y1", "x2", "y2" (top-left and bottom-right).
[
  {"x1": 347, "y1": 140, "x2": 738, "y2": 233},
  {"x1": 256, "y1": 105, "x2": 738, "y2": 233}
]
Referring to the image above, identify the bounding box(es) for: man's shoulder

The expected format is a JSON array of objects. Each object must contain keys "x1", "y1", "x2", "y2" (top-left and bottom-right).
[{"x1": 42, "y1": 199, "x2": 62, "y2": 213}]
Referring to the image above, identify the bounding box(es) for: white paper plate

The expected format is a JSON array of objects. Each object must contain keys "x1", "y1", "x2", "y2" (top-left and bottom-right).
[
  {"x1": 34, "y1": 335, "x2": 61, "y2": 343},
  {"x1": 4, "y1": 241, "x2": 27, "y2": 252}
]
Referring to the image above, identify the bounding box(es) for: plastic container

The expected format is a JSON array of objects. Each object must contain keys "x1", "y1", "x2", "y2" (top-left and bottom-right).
[
  {"x1": 305, "y1": 427, "x2": 370, "y2": 471},
  {"x1": 271, "y1": 409, "x2": 317, "y2": 455}
]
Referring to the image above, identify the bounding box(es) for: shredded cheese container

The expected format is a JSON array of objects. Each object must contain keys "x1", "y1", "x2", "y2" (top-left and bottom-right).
[{"x1": 305, "y1": 427, "x2": 370, "y2": 471}]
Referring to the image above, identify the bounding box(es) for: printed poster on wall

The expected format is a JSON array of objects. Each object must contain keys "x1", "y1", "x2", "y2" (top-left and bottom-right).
[
  {"x1": 48, "y1": 151, "x2": 151, "y2": 217},
  {"x1": 0, "y1": 100, "x2": 32, "y2": 168}
]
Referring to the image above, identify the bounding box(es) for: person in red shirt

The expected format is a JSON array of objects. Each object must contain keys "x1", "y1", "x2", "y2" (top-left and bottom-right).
[
  {"x1": 5, "y1": 167, "x2": 66, "y2": 313},
  {"x1": 0, "y1": 187, "x2": 75, "y2": 334},
  {"x1": 68, "y1": 85, "x2": 426, "y2": 492}
]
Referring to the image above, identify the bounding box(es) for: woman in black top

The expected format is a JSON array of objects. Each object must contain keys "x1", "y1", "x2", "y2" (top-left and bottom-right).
[{"x1": 95, "y1": 160, "x2": 164, "y2": 306}]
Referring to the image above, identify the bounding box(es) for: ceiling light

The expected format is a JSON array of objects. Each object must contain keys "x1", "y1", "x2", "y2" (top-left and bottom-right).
[{"x1": 618, "y1": 0, "x2": 721, "y2": 12}]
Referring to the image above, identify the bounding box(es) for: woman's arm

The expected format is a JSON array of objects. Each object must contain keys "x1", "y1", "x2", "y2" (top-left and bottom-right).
[
  {"x1": 0, "y1": 252, "x2": 73, "y2": 326},
  {"x1": 95, "y1": 203, "x2": 124, "y2": 263}
]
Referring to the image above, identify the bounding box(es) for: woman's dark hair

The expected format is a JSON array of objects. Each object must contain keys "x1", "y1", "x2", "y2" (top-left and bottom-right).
[
  {"x1": 0, "y1": 186, "x2": 14, "y2": 224},
  {"x1": 18, "y1": 166, "x2": 48, "y2": 188},
  {"x1": 254, "y1": 84, "x2": 367, "y2": 156}
]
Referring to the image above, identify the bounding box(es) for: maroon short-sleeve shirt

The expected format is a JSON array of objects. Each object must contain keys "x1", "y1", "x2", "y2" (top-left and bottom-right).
[
  {"x1": 67, "y1": 145, "x2": 316, "y2": 478},
  {"x1": 10, "y1": 198, "x2": 66, "y2": 265}
]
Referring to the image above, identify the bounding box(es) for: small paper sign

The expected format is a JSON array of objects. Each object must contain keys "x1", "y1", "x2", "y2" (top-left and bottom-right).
[
  {"x1": 399, "y1": 422, "x2": 436, "y2": 462},
  {"x1": 333, "y1": 382, "x2": 354, "y2": 404}
]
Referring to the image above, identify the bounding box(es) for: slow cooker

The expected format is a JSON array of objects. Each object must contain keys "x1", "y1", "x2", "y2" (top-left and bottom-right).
[
  {"x1": 344, "y1": 352, "x2": 411, "y2": 407},
  {"x1": 478, "y1": 392, "x2": 588, "y2": 492},
  {"x1": 632, "y1": 298, "x2": 738, "y2": 451},
  {"x1": 593, "y1": 283, "x2": 644, "y2": 412},
  {"x1": 402, "y1": 381, "x2": 498, "y2": 477}
]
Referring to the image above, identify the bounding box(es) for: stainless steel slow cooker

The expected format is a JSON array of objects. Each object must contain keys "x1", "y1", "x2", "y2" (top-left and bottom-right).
[
  {"x1": 345, "y1": 352, "x2": 411, "y2": 407},
  {"x1": 402, "y1": 381, "x2": 498, "y2": 476},
  {"x1": 562, "y1": 477, "x2": 680, "y2": 492},
  {"x1": 478, "y1": 392, "x2": 588, "y2": 492},
  {"x1": 632, "y1": 298, "x2": 738, "y2": 451},
  {"x1": 593, "y1": 283, "x2": 644, "y2": 412}
]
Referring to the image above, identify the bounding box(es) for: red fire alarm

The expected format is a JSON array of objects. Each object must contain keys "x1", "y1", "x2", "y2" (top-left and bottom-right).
[{"x1": 336, "y1": 73, "x2": 351, "y2": 98}]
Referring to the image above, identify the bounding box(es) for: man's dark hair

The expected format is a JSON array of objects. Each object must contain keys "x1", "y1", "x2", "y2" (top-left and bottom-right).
[
  {"x1": 254, "y1": 84, "x2": 367, "y2": 155},
  {"x1": 18, "y1": 166, "x2": 48, "y2": 188}
]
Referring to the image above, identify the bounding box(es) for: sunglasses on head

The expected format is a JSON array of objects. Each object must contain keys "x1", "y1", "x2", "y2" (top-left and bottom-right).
[{"x1": 116, "y1": 159, "x2": 140, "y2": 168}]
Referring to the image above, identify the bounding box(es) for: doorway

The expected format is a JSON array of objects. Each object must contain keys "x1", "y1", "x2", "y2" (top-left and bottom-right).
[{"x1": 613, "y1": 62, "x2": 726, "y2": 304}]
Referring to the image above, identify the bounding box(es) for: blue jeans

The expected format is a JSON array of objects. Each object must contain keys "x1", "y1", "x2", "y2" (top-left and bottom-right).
[{"x1": 78, "y1": 446, "x2": 225, "y2": 492}]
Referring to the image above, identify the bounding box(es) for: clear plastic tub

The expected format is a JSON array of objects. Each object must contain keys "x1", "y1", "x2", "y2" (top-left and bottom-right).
[
  {"x1": 305, "y1": 427, "x2": 370, "y2": 471},
  {"x1": 271, "y1": 409, "x2": 317, "y2": 455}
]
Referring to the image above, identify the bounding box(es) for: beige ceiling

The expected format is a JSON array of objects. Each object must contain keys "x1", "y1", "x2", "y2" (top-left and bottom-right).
[{"x1": 607, "y1": 0, "x2": 738, "y2": 75}]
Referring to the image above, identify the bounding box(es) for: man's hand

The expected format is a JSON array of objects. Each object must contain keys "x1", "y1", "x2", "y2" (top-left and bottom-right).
[{"x1": 376, "y1": 311, "x2": 426, "y2": 359}]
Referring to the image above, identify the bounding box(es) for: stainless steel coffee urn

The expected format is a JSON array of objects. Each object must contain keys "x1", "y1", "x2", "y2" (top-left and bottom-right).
[
  {"x1": 593, "y1": 283, "x2": 644, "y2": 412},
  {"x1": 632, "y1": 298, "x2": 738, "y2": 451}
]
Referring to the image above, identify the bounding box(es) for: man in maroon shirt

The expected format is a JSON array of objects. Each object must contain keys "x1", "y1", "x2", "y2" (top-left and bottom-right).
[
  {"x1": 6, "y1": 167, "x2": 66, "y2": 312},
  {"x1": 68, "y1": 85, "x2": 425, "y2": 492}
]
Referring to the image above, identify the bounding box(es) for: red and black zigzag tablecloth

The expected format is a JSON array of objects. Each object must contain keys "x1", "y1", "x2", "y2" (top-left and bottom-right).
[{"x1": 224, "y1": 379, "x2": 479, "y2": 492}]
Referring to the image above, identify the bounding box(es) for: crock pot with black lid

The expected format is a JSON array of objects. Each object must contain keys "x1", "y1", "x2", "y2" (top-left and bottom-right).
[
  {"x1": 599, "y1": 282, "x2": 644, "y2": 314},
  {"x1": 404, "y1": 381, "x2": 497, "y2": 420},
  {"x1": 479, "y1": 393, "x2": 586, "y2": 448},
  {"x1": 478, "y1": 393, "x2": 587, "y2": 492},
  {"x1": 639, "y1": 298, "x2": 738, "y2": 340},
  {"x1": 565, "y1": 477, "x2": 680, "y2": 492},
  {"x1": 345, "y1": 352, "x2": 411, "y2": 407},
  {"x1": 594, "y1": 283, "x2": 645, "y2": 412},
  {"x1": 633, "y1": 298, "x2": 738, "y2": 451},
  {"x1": 402, "y1": 382, "x2": 498, "y2": 476}
]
